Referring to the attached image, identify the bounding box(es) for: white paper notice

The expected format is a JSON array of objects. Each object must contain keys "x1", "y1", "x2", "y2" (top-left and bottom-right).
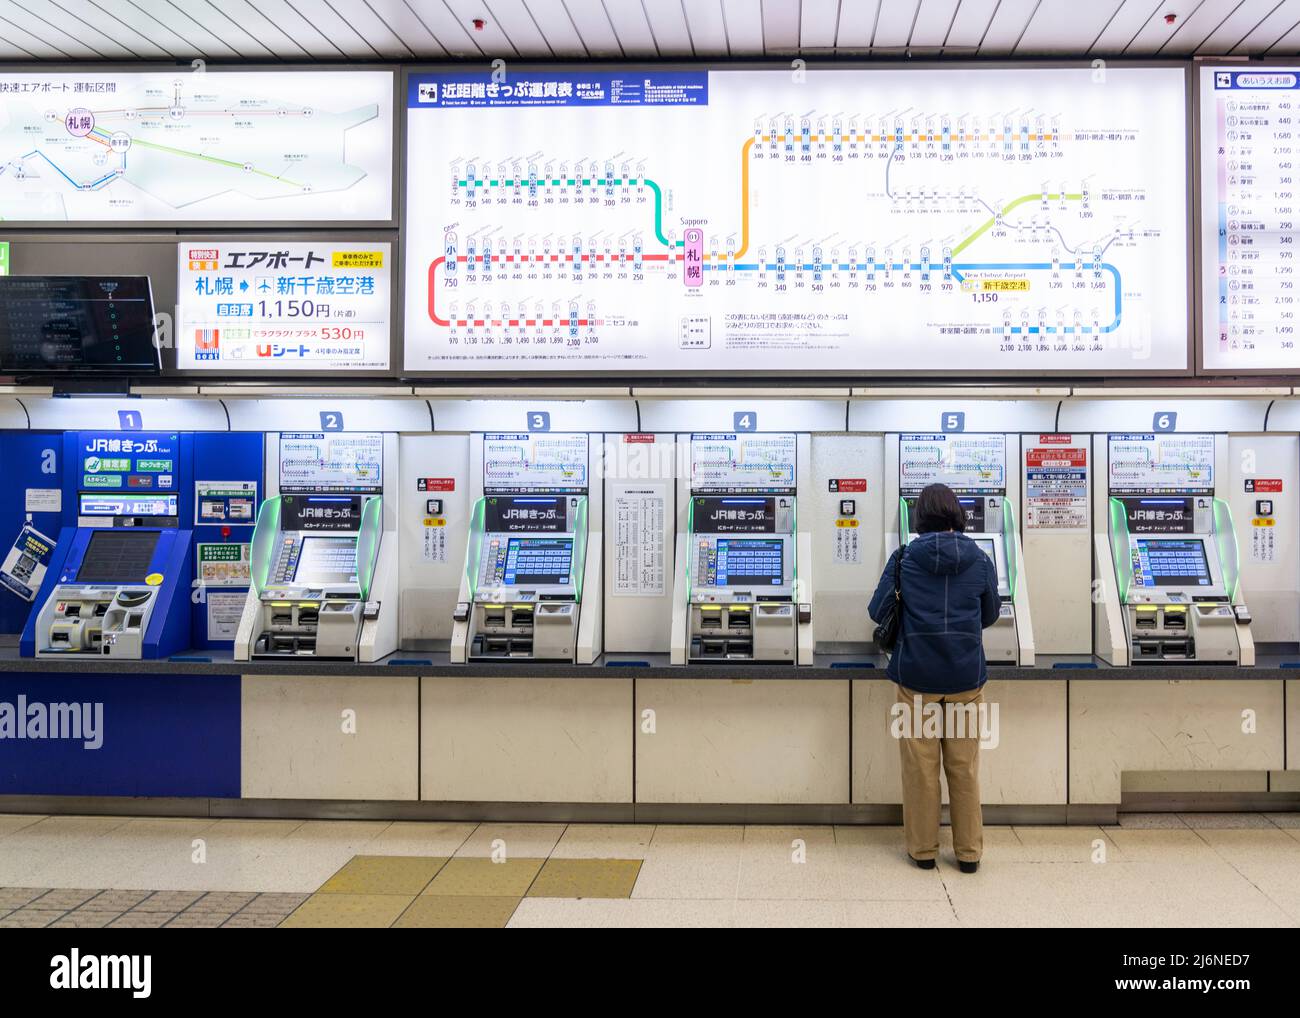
[
  {"x1": 206, "y1": 591, "x2": 246, "y2": 641},
  {"x1": 423, "y1": 521, "x2": 448, "y2": 563},
  {"x1": 24, "y1": 488, "x2": 61, "y2": 513},
  {"x1": 834, "y1": 521, "x2": 861, "y2": 564},
  {"x1": 612, "y1": 485, "x2": 666, "y2": 596},
  {"x1": 1251, "y1": 519, "x2": 1277, "y2": 563}
]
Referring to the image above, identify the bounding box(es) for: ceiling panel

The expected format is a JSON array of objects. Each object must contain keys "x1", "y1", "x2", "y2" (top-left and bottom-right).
[
  {"x1": 165, "y1": 0, "x2": 275, "y2": 58},
  {"x1": 0, "y1": 0, "x2": 1296, "y2": 62},
  {"x1": 395, "y1": 0, "x2": 480, "y2": 56},
  {"x1": 265, "y1": 0, "x2": 373, "y2": 57},
  {"x1": 0, "y1": 0, "x2": 118, "y2": 58},
  {"x1": 23, "y1": 0, "x2": 165, "y2": 58},
  {"x1": 722, "y1": 0, "x2": 763, "y2": 53},
  {"x1": 323, "y1": 0, "x2": 411, "y2": 57},
  {"x1": 1198, "y1": 0, "x2": 1287, "y2": 54},
  {"x1": 760, "y1": 0, "x2": 800, "y2": 51},
  {"x1": 1090, "y1": 0, "x2": 1160, "y2": 53},
  {"x1": 1016, "y1": 1, "x2": 1121, "y2": 54},
  {"x1": 232, "y1": 0, "x2": 340, "y2": 57},
  {"x1": 480, "y1": 0, "x2": 551, "y2": 56},
  {"x1": 522, "y1": 0, "x2": 584, "y2": 56},
  {"x1": 560, "y1": 0, "x2": 621, "y2": 57},
  {"x1": 799, "y1": 0, "x2": 840, "y2": 50},
  {"x1": 360, "y1": 0, "x2": 445, "y2": 55},
  {"x1": 0, "y1": 9, "x2": 65, "y2": 56},
  {"x1": 978, "y1": 0, "x2": 1039, "y2": 54},
  {"x1": 1267, "y1": 19, "x2": 1300, "y2": 52},
  {"x1": 1160, "y1": 0, "x2": 1249, "y2": 54},
  {"x1": 644, "y1": 0, "x2": 696, "y2": 55},
  {"x1": 943, "y1": 0, "x2": 998, "y2": 49},
  {"x1": 92, "y1": 0, "x2": 205, "y2": 58},
  {"x1": 873, "y1": 0, "x2": 919, "y2": 49},
  {"x1": 1125, "y1": 0, "x2": 1203, "y2": 54},
  {"x1": 684, "y1": 0, "x2": 726, "y2": 56},
  {"x1": 909, "y1": 0, "x2": 960, "y2": 48},
  {"x1": 1233, "y1": 0, "x2": 1300, "y2": 52},
  {"x1": 833, "y1": 0, "x2": 877, "y2": 47},
  {"x1": 111, "y1": 0, "x2": 241, "y2": 58},
  {"x1": 443, "y1": 0, "x2": 516, "y2": 56},
  {"x1": 603, "y1": 0, "x2": 659, "y2": 56}
]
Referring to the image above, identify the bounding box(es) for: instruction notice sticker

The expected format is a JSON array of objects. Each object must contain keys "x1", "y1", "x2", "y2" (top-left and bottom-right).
[
  {"x1": 0, "y1": 525, "x2": 56, "y2": 602},
  {"x1": 1025, "y1": 444, "x2": 1088, "y2": 530}
]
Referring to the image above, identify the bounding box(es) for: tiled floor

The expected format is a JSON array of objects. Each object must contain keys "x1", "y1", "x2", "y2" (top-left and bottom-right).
[{"x1": 1, "y1": 812, "x2": 1298, "y2": 927}]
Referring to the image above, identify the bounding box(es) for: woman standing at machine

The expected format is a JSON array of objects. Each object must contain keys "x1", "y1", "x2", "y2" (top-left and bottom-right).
[{"x1": 869, "y1": 482, "x2": 1000, "y2": 873}]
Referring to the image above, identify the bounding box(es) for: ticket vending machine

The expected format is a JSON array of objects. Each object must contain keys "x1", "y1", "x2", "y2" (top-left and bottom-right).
[
  {"x1": 672, "y1": 432, "x2": 804, "y2": 664},
  {"x1": 235, "y1": 431, "x2": 395, "y2": 662},
  {"x1": 887, "y1": 433, "x2": 1034, "y2": 665},
  {"x1": 21, "y1": 432, "x2": 194, "y2": 659},
  {"x1": 1100, "y1": 432, "x2": 1254, "y2": 665},
  {"x1": 451, "y1": 433, "x2": 597, "y2": 663}
]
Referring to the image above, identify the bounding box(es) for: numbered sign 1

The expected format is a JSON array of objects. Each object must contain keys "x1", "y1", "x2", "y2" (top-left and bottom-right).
[
  {"x1": 527, "y1": 411, "x2": 551, "y2": 432},
  {"x1": 940, "y1": 411, "x2": 966, "y2": 433},
  {"x1": 1153, "y1": 411, "x2": 1177, "y2": 433},
  {"x1": 320, "y1": 410, "x2": 345, "y2": 432},
  {"x1": 733, "y1": 411, "x2": 757, "y2": 432},
  {"x1": 117, "y1": 409, "x2": 143, "y2": 431}
]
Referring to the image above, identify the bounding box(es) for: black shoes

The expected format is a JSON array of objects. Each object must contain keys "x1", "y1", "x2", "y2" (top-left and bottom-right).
[{"x1": 908, "y1": 854, "x2": 979, "y2": 872}]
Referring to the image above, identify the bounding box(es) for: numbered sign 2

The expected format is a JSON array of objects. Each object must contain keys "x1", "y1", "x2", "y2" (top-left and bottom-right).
[
  {"x1": 117, "y1": 409, "x2": 143, "y2": 431},
  {"x1": 733, "y1": 411, "x2": 757, "y2": 432},
  {"x1": 320, "y1": 410, "x2": 345, "y2": 432},
  {"x1": 1153, "y1": 411, "x2": 1177, "y2": 433},
  {"x1": 527, "y1": 411, "x2": 551, "y2": 432}
]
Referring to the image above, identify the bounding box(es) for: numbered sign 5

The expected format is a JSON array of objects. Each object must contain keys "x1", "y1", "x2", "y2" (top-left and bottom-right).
[
  {"x1": 940, "y1": 411, "x2": 966, "y2": 433},
  {"x1": 527, "y1": 411, "x2": 551, "y2": 432},
  {"x1": 320, "y1": 410, "x2": 345, "y2": 432},
  {"x1": 117, "y1": 409, "x2": 143, "y2": 431},
  {"x1": 733, "y1": 411, "x2": 757, "y2": 432},
  {"x1": 1153, "y1": 411, "x2": 1177, "y2": 433}
]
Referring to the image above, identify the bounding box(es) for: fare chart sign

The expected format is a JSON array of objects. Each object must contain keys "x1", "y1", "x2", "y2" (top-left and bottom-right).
[{"x1": 404, "y1": 66, "x2": 1189, "y2": 374}]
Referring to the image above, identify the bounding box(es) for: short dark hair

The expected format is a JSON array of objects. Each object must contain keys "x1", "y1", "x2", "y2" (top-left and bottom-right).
[{"x1": 915, "y1": 483, "x2": 966, "y2": 534}]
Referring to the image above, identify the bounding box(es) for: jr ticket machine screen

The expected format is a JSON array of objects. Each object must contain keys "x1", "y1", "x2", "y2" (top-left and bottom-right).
[
  {"x1": 684, "y1": 433, "x2": 800, "y2": 662},
  {"x1": 237, "y1": 432, "x2": 385, "y2": 661},
  {"x1": 454, "y1": 433, "x2": 591, "y2": 663},
  {"x1": 1106, "y1": 433, "x2": 1251, "y2": 664}
]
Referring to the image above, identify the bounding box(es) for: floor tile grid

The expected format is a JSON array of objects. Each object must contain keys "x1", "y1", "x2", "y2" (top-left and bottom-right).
[{"x1": 0, "y1": 889, "x2": 310, "y2": 928}]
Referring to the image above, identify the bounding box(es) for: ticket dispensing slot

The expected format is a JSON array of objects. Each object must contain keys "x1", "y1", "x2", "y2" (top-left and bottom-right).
[
  {"x1": 242, "y1": 494, "x2": 383, "y2": 660},
  {"x1": 460, "y1": 496, "x2": 588, "y2": 661}
]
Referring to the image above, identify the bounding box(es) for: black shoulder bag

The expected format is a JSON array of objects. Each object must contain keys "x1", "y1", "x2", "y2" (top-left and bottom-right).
[{"x1": 873, "y1": 548, "x2": 905, "y2": 652}]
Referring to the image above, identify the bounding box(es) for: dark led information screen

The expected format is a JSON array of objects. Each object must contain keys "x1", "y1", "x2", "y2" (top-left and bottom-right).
[
  {"x1": 75, "y1": 530, "x2": 160, "y2": 584},
  {"x1": 0, "y1": 276, "x2": 159, "y2": 374}
]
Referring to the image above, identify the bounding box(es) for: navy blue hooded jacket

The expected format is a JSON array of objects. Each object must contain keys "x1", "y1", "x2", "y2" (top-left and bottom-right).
[{"x1": 868, "y1": 531, "x2": 1001, "y2": 693}]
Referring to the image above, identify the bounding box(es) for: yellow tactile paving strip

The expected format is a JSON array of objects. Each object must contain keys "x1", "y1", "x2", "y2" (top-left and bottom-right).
[
  {"x1": 318, "y1": 856, "x2": 449, "y2": 895},
  {"x1": 281, "y1": 854, "x2": 645, "y2": 928},
  {"x1": 528, "y1": 858, "x2": 643, "y2": 899}
]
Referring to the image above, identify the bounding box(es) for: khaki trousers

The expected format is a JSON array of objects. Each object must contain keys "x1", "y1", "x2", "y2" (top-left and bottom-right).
[{"x1": 895, "y1": 683, "x2": 984, "y2": 863}]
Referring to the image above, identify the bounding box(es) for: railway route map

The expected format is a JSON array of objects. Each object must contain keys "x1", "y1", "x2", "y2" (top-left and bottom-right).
[
  {"x1": 0, "y1": 71, "x2": 393, "y2": 222},
  {"x1": 404, "y1": 66, "x2": 1189, "y2": 374}
]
